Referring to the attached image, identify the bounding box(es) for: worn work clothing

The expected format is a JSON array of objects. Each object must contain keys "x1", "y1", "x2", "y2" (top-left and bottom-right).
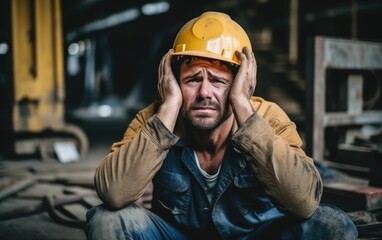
[{"x1": 93, "y1": 96, "x2": 324, "y2": 238}]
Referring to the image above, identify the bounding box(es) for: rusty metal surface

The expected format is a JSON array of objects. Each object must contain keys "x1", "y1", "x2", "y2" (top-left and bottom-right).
[{"x1": 323, "y1": 182, "x2": 382, "y2": 212}]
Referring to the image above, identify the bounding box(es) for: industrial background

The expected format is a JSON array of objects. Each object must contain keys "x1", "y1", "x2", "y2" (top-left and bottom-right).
[{"x1": 0, "y1": 0, "x2": 382, "y2": 239}]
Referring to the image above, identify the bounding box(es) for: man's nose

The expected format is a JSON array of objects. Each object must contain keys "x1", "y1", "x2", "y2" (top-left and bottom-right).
[{"x1": 197, "y1": 79, "x2": 213, "y2": 99}]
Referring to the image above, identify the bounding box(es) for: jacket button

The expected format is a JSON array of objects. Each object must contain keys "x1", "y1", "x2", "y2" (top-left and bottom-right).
[{"x1": 202, "y1": 207, "x2": 209, "y2": 212}]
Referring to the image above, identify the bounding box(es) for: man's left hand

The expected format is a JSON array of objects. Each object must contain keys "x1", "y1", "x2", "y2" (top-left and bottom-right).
[{"x1": 229, "y1": 47, "x2": 257, "y2": 126}]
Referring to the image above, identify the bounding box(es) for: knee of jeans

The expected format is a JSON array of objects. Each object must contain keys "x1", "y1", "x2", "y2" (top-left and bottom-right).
[
  {"x1": 87, "y1": 204, "x2": 150, "y2": 231},
  {"x1": 314, "y1": 204, "x2": 353, "y2": 224},
  {"x1": 311, "y1": 204, "x2": 358, "y2": 238}
]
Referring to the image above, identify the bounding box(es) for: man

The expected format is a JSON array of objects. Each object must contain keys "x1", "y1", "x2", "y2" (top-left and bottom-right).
[{"x1": 86, "y1": 11, "x2": 358, "y2": 239}]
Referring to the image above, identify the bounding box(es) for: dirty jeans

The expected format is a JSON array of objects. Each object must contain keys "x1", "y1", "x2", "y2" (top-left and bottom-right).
[{"x1": 85, "y1": 203, "x2": 358, "y2": 240}]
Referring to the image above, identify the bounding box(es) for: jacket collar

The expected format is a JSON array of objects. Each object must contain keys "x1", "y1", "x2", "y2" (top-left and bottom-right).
[{"x1": 178, "y1": 141, "x2": 247, "y2": 205}]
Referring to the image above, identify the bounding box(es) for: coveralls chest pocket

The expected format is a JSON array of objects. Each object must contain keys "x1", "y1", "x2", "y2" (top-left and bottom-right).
[
  {"x1": 232, "y1": 173, "x2": 275, "y2": 219},
  {"x1": 152, "y1": 169, "x2": 191, "y2": 220}
]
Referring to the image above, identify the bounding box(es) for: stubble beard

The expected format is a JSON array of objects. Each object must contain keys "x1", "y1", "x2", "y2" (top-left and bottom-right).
[{"x1": 182, "y1": 100, "x2": 232, "y2": 131}]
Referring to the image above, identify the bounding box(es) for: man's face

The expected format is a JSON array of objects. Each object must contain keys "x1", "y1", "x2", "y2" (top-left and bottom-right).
[{"x1": 178, "y1": 57, "x2": 234, "y2": 130}]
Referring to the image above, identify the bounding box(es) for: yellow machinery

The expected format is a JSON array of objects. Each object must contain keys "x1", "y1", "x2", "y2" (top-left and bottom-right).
[{"x1": 0, "y1": 0, "x2": 88, "y2": 161}]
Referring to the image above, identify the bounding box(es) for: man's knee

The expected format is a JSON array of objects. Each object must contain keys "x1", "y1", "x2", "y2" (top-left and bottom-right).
[
  {"x1": 86, "y1": 203, "x2": 150, "y2": 239},
  {"x1": 262, "y1": 204, "x2": 359, "y2": 240},
  {"x1": 306, "y1": 204, "x2": 358, "y2": 239}
]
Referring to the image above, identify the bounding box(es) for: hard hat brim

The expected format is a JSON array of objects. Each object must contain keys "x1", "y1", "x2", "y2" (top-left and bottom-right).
[{"x1": 170, "y1": 50, "x2": 240, "y2": 66}]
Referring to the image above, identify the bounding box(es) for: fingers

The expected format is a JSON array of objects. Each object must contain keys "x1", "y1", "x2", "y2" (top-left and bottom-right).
[
  {"x1": 158, "y1": 50, "x2": 172, "y2": 102},
  {"x1": 158, "y1": 49, "x2": 174, "y2": 81},
  {"x1": 157, "y1": 49, "x2": 182, "y2": 106},
  {"x1": 236, "y1": 47, "x2": 256, "y2": 66},
  {"x1": 164, "y1": 49, "x2": 174, "y2": 72},
  {"x1": 232, "y1": 47, "x2": 257, "y2": 99},
  {"x1": 243, "y1": 47, "x2": 257, "y2": 79}
]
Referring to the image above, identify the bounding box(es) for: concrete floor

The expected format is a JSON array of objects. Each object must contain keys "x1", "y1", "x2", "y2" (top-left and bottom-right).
[
  {"x1": 0, "y1": 117, "x2": 126, "y2": 240},
  {"x1": 0, "y1": 142, "x2": 109, "y2": 240}
]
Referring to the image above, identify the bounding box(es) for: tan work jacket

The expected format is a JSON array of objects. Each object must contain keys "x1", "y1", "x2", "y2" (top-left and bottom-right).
[{"x1": 94, "y1": 96, "x2": 323, "y2": 219}]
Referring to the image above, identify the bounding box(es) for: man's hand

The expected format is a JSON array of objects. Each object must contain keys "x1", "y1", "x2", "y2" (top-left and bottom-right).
[
  {"x1": 229, "y1": 47, "x2": 257, "y2": 126},
  {"x1": 157, "y1": 49, "x2": 182, "y2": 131}
]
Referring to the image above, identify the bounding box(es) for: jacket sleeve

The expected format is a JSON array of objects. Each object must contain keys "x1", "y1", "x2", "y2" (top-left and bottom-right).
[
  {"x1": 231, "y1": 100, "x2": 323, "y2": 219},
  {"x1": 94, "y1": 103, "x2": 179, "y2": 210}
]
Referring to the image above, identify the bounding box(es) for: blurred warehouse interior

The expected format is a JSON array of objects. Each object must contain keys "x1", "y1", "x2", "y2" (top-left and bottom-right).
[
  {"x1": 1, "y1": 0, "x2": 382, "y2": 162},
  {"x1": 0, "y1": 0, "x2": 382, "y2": 238}
]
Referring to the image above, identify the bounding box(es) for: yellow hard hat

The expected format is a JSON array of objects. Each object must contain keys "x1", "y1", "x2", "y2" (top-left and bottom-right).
[{"x1": 172, "y1": 11, "x2": 252, "y2": 65}]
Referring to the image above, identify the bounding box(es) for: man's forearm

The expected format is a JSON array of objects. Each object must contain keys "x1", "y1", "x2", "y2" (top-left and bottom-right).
[
  {"x1": 232, "y1": 113, "x2": 323, "y2": 219},
  {"x1": 95, "y1": 115, "x2": 179, "y2": 210},
  {"x1": 157, "y1": 101, "x2": 180, "y2": 133}
]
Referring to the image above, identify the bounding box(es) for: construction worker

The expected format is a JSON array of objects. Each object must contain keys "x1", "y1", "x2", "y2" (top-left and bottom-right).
[{"x1": 86, "y1": 11, "x2": 358, "y2": 239}]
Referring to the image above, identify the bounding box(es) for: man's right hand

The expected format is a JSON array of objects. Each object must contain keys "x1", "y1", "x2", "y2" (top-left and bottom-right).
[{"x1": 156, "y1": 49, "x2": 182, "y2": 132}]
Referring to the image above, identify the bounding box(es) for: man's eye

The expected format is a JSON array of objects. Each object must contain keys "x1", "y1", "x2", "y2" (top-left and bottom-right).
[
  {"x1": 187, "y1": 78, "x2": 199, "y2": 83},
  {"x1": 211, "y1": 79, "x2": 225, "y2": 84}
]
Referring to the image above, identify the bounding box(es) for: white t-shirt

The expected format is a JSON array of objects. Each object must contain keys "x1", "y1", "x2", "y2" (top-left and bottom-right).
[{"x1": 194, "y1": 151, "x2": 221, "y2": 204}]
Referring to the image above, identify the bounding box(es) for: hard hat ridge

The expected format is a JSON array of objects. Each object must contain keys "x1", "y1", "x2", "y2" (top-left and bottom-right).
[{"x1": 172, "y1": 11, "x2": 252, "y2": 65}]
